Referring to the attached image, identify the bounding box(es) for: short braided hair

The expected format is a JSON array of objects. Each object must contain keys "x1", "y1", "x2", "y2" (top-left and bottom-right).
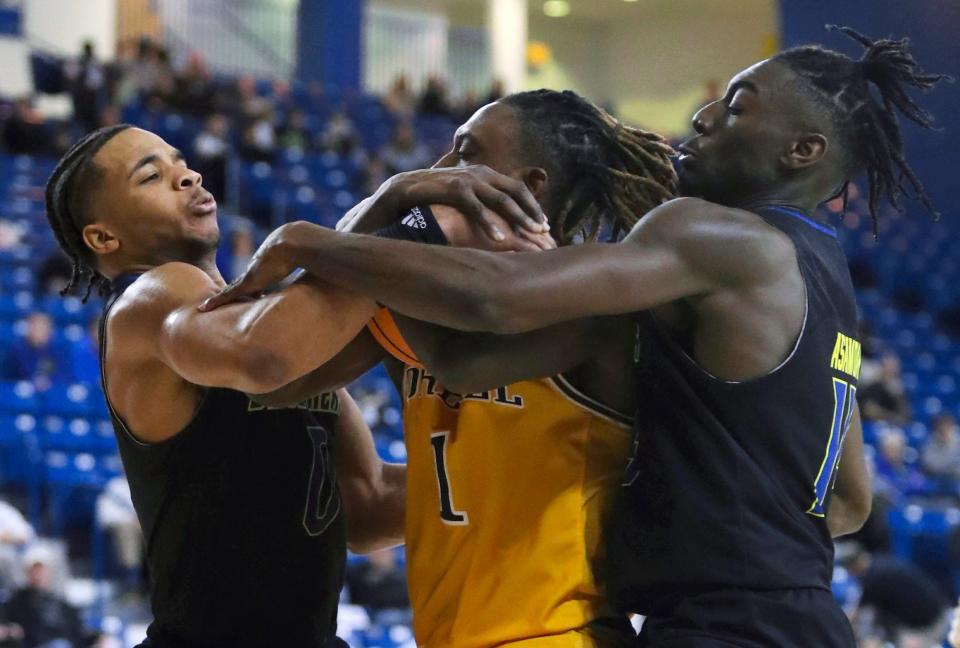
[{"x1": 44, "y1": 124, "x2": 132, "y2": 301}]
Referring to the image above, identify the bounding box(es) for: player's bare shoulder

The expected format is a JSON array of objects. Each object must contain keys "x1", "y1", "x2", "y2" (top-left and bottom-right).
[
  {"x1": 106, "y1": 262, "x2": 221, "y2": 356},
  {"x1": 627, "y1": 197, "x2": 796, "y2": 287}
]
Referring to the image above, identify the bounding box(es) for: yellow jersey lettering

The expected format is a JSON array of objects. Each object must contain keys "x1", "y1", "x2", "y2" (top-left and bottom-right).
[{"x1": 829, "y1": 332, "x2": 862, "y2": 381}]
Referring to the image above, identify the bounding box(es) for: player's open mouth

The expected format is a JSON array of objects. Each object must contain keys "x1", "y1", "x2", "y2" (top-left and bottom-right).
[{"x1": 189, "y1": 194, "x2": 217, "y2": 216}]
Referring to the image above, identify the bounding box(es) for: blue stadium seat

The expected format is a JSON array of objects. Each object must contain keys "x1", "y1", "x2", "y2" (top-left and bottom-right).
[
  {"x1": 0, "y1": 292, "x2": 34, "y2": 318},
  {"x1": 41, "y1": 382, "x2": 97, "y2": 418},
  {"x1": 0, "y1": 380, "x2": 39, "y2": 414}
]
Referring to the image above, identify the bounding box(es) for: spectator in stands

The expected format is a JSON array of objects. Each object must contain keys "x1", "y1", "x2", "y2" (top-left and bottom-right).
[
  {"x1": 192, "y1": 114, "x2": 230, "y2": 200},
  {"x1": 922, "y1": 414, "x2": 960, "y2": 483},
  {"x1": 844, "y1": 543, "x2": 950, "y2": 647},
  {"x1": 278, "y1": 108, "x2": 312, "y2": 153},
  {"x1": 173, "y1": 52, "x2": 213, "y2": 115},
  {"x1": 1, "y1": 99, "x2": 52, "y2": 155},
  {"x1": 874, "y1": 428, "x2": 928, "y2": 500},
  {"x1": 383, "y1": 74, "x2": 416, "y2": 118},
  {"x1": 69, "y1": 317, "x2": 100, "y2": 387},
  {"x1": 380, "y1": 122, "x2": 430, "y2": 175},
  {"x1": 1, "y1": 312, "x2": 70, "y2": 391},
  {"x1": 240, "y1": 107, "x2": 277, "y2": 162},
  {"x1": 0, "y1": 499, "x2": 35, "y2": 592},
  {"x1": 360, "y1": 156, "x2": 390, "y2": 197},
  {"x1": 346, "y1": 548, "x2": 409, "y2": 612},
  {"x1": 66, "y1": 41, "x2": 105, "y2": 133},
  {"x1": 6, "y1": 547, "x2": 102, "y2": 648},
  {"x1": 320, "y1": 111, "x2": 359, "y2": 156},
  {"x1": 418, "y1": 76, "x2": 451, "y2": 115},
  {"x1": 95, "y1": 475, "x2": 143, "y2": 598},
  {"x1": 859, "y1": 352, "x2": 912, "y2": 426}
]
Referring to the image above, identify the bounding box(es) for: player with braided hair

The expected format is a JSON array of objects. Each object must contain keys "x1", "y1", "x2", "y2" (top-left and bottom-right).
[
  {"x1": 244, "y1": 89, "x2": 677, "y2": 647},
  {"x1": 211, "y1": 27, "x2": 948, "y2": 646}
]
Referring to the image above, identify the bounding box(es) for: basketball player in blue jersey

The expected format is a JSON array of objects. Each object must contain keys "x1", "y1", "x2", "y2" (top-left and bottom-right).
[
  {"x1": 41, "y1": 124, "x2": 545, "y2": 648},
  {"x1": 209, "y1": 27, "x2": 949, "y2": 646}
]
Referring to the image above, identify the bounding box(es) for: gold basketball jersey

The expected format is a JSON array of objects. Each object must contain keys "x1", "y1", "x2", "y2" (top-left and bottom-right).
[{"x1": 400, "y1": 364, "x2": 633, "y2": 648}]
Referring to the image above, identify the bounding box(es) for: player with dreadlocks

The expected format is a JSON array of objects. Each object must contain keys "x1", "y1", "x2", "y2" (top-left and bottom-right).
[
  {"x1": 41, "y1": 122, "x2": 554, "y2": 647},
  {"x1": 209, "y1": 27, "x2": 948, "y2": 646},
  {"x1": 223, "y1": 89, "x2": 676, "y2": 647}
]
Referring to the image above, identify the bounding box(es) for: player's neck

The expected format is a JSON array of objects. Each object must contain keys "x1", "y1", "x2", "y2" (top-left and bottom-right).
[
  {"x1": 116, "y1": 253, "x2": 226, "y2": 288},
  {"x1": 730, "y1": 188, "x2": 822, "y2": 220}
]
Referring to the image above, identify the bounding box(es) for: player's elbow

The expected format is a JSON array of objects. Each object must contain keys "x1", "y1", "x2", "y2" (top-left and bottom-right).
[{"x1": 847, "y1": 490, "x2": 872, "y2": 532}]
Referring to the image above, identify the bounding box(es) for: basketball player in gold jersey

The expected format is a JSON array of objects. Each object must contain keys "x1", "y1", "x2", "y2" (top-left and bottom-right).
[{"x1": 220, "y1": 89, "x2": 678, "y2": 647}]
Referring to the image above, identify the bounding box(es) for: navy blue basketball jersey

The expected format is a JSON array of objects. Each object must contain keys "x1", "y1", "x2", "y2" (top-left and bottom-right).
[
  {"x1": 100, "y1": 273, "x2": 347, "y2": 648},
  {"x1": 608, "y1": 205, "x2": 861, "y2": 616}
]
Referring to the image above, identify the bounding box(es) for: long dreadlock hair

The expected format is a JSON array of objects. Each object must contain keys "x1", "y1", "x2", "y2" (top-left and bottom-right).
[
  {"x1": 773, "y1": 25, "x2": 951, "y2": 237},
  {"x1": 44, "y1": 124, "x2": 133, "y2": 302},
  {"x1": 500, "y1": 89, "x2": 677, "y2": 244}
]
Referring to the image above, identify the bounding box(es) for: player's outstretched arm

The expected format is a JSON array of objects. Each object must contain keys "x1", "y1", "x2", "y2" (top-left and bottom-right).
[
  {"x1": 121, "y1": 262, "x2": 377, "y2": 395},
  {"x1": 335, "y1": 389, "x2": 405, "y2": 554},
  {"x1": 827, "y1": 403, "x2": 872, "y2": 537},
  {"x1": 204, "y1": 197, "x2": 791, "y2": 335},
  {"x1": 393, "y1": 313, "x2": 614, "y2": 393}
]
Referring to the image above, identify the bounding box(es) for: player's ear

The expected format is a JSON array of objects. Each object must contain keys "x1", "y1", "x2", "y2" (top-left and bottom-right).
[
  {"x1": 82, "y1": 222, "x2": 121, "y2": 257},
  {"x1": 782, "y1": 132, "x2": 828, "y2": 170},
  {"x1": 519, "y1": 167, "x2": 549, "y2": 201}
]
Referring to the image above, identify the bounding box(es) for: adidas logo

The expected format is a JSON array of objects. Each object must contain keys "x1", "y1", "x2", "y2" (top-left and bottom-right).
[{"x1": 401, "y1": 207, "x2": 428, "y2": 230}]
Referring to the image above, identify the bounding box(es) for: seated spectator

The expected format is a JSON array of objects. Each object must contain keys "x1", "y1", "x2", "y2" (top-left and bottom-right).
[
  {"x1": 0, "y1": 499, "x2": 35, "y2": 591},
  {"x1": 95, "y1": 476, "x2": 143, "y2": 598},
  {"x1": 844, "y1": 544, "x2": 950, "y2": 646},
  {"x1": 874, "y1": 429, "x2": 928, "y2": 500},
  {"x1": 2, "y1": 312, "x2": 71, "y2": 391},
  {"x1": 483, "y1": 78, "x2": 505, "y2": 105},
  {"x1": 278, "y1": 108, "x2": 311, "y2": 153},
  {"x1": 320, "y1": 111, "x2": 359, "y2": 156},
  {"x1": 859, "y1": 352, "x2": 911, "y2": 425},
  {"x1": 360, "y1": 156, "x2": 390, "y2": 197},
  {"x1": 240, "y1": 108, "x2": 276, "y2": 162},
  {"x1": 173, "y1": 52, "x2": 213, "y2": 115},
  {"x1": 346, "y1": 548, "x2": 408, "y2": 612},
  {"x1": 192, "y1": 114, "x2": 230, "y2": 200},
  {"x1": 380, "y1": 123, "x2": 430, "y2": 175},
  {"x1": 922, "y1": 414, "x2": 960, "y2": 484},
  {"x1": 383, "y1": 74, "x2": 416, "y2": 118},
  {"x1": 6, "y1": 546, "x2": 102, "y2": 648},
  {"x1": 2, "y1": 99, "x2": 52, "y2": 155}
]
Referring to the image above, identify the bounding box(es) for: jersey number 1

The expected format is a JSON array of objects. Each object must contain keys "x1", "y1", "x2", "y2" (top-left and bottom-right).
[
  {"x1": 430, "y1": 432, "x2": 468, "y2": 525},
  {"x1": 807, "y1": 378, "x2": 856, "y2": 517}
]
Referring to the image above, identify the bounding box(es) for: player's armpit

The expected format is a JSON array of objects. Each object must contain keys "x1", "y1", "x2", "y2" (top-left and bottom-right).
[
  {"x1": 827, "y1": 403, "x2": 871, "y2": 537},
  {"x1": 151, "y1": 263, "x2": 377, "y2": 394},
  {"x1": 334, "y1": 389, "x2": 406, "y2": 554}
]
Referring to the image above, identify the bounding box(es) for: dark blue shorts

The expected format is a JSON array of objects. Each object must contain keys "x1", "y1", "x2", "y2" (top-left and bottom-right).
[{"x1": 638, "y1": 588, "x2": 856, "y2": 648}]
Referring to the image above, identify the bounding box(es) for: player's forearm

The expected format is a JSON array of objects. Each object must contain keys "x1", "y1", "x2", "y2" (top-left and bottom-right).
[
  {"x1": 171, "y1": 281, "x2": 376, "y2": 392},
  {"x1": 345, "y1": 463, "x2": 406, "y2": 554}
]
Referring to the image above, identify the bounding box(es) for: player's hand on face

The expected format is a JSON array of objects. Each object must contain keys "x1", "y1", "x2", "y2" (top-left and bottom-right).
[
  {"x1": 199, "y1": 222, "x2": 312, "y2": 311},
  {"x1": 387, "y1": 165, "x2": 549, "y2": 242},
  {"x1": 432, "y1": 204, "x2": 556, "y2": 252}
]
